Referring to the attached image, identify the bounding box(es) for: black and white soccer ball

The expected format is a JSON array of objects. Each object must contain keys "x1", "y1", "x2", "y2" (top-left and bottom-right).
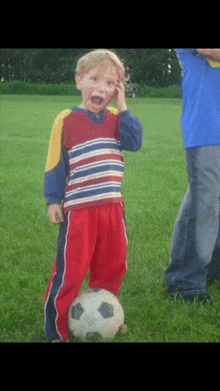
[{"x1": 68, "y1": 289, "x2": 124, "y2": 341}]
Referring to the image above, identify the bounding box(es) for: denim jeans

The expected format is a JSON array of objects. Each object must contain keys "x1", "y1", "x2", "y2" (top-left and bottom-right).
[{"x1": 165, "y1": 146, "x2": 220, "y2": 296}]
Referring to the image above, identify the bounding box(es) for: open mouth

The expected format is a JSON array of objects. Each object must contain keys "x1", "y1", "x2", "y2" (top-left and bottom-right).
[{"x1": 91, "y1": 96, "x2": 104, "y2": 106}]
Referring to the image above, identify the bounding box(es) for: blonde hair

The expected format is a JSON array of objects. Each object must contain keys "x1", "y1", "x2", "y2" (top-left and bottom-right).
[{"x1": 75, "y1": 49, "x2": 126, "y2": 83}]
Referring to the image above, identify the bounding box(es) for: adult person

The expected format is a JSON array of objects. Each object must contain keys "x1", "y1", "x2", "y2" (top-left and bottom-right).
[{"x1": 165, "y1": 49, "x2": 220, "y2": 304}]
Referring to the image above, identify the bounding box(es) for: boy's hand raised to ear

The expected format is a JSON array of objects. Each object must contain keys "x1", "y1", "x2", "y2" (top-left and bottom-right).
[
  {"x1": 48, "y1": 204, "x2": 64, "y2": 224},
  {"x1": 114, "y1": 81, "x2": 127, "y2": 112}
]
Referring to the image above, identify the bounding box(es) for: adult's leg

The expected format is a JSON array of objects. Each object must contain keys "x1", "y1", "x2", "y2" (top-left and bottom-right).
[{"x1": 165, "y1": 146, "x2": 220, "y2": 296}]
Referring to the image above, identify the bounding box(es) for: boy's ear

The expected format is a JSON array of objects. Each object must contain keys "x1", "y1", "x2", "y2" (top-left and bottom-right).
[{"x1": 75, "y1": 74, "x2": 82, "y2": 91}]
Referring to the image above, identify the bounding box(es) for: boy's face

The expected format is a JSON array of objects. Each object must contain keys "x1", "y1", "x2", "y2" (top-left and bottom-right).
[{"x1": 75, "y1": 61, "x2": 119, "y2": 115}]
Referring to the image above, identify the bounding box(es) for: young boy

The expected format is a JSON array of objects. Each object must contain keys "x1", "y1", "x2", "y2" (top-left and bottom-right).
[{"x1": 44, "y1": 49, "x2": 143, "y2": 342}]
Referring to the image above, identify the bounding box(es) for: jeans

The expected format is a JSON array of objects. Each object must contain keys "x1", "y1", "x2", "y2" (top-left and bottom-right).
[{"x1": 165, "y1": 146, "x2": 220, "y2": 296}]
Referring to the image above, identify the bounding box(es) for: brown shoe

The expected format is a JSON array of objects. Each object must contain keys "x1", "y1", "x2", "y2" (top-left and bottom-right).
[{"x1": 120, "y1": 324, "x2": 128, "y2": 333}]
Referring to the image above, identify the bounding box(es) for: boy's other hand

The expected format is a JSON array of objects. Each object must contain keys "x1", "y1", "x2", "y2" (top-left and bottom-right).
[
  {"x1": 48, "y1": 204, "x2": 64, "y2": 224},
  {"x1": 197, "y1": 49, "x2": 220, "y2": 61}
]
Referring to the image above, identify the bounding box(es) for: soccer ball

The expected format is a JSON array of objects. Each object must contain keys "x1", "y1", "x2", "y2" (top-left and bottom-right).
[{"x1": 68, "y1": 289, "x2": 124, "y2": 342}]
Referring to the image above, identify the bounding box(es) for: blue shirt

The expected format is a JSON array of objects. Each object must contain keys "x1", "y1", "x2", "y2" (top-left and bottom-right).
[{"x1": 175, "y1": 49, "x2": 220, "y2": 149}]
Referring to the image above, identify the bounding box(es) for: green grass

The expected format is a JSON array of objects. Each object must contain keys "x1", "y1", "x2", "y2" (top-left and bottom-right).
[{"x1": 1, "y1": 95, "x2": 220, "y2": 343}]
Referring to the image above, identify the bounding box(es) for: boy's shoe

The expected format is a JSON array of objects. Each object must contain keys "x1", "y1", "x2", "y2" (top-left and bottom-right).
[{"x1": 120, "y1": 324, "x2": 128, "y2": 333}]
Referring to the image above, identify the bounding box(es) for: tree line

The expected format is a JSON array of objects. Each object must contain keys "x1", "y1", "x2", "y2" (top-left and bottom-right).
[{"x1": 1, "y1": 49, "x2": 180, "y2": 87}]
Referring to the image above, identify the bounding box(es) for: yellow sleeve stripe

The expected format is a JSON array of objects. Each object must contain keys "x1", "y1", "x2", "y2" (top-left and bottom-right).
[
  {"x1": 206, "y1": 58, "x2": 220, "y2": 68},
  {"x1": 107, "y1": 106, "x2": 119, "y2": 115},
  {"x1": 45, "y1": 109, "x2": 72, "y2": 172}
]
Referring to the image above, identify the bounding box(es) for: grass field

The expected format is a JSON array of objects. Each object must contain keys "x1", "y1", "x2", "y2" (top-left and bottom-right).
[{"x1": 1, "y1": 95, "x2": 220, "y2": 343}]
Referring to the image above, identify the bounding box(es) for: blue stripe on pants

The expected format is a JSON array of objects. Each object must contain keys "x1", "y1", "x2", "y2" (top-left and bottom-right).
[{"x1": 44, "y1": 213, "x2": 70, "y2": 341}]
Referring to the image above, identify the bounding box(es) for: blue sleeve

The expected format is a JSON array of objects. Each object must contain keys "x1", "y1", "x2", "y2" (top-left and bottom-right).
[
  {"x1": 119, "y1": 109, "x2": 143, "y2": 151},
  {"x1": 175, "y1": 49, "x2": 199, "y2": 58},
  {"x1": 44, "y1": 141, "x2": 69, "y2": 205},
  {"x1": 174, "y1": 49, "x2": 200, "y2": 74}
]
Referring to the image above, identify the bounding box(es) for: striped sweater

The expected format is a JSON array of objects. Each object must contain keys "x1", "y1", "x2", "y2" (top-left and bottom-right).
[{"x1": 44, "y1": 106, "x2": 142, "y2": 213}]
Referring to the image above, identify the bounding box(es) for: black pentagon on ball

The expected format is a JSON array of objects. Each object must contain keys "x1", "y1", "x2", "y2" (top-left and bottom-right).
[
  {"x1": 85, "y1": 332, "x2": 103, "y2": 342},
  {"x1": 98, "y1": 302, "x2": 114, "y2": 319},
  {"x1": 71, "y1": 303, "x2": 84, "y2": 320}
]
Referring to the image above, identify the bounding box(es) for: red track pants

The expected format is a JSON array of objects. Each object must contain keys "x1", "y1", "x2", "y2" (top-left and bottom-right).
[{"x1": 44, "y1": 203, "x2": 127, "y2": 341}]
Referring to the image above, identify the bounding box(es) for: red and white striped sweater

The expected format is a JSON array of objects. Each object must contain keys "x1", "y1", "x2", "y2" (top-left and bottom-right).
[{"x1": 44, "y1": 106, "x2": 142, "y2": 213}]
